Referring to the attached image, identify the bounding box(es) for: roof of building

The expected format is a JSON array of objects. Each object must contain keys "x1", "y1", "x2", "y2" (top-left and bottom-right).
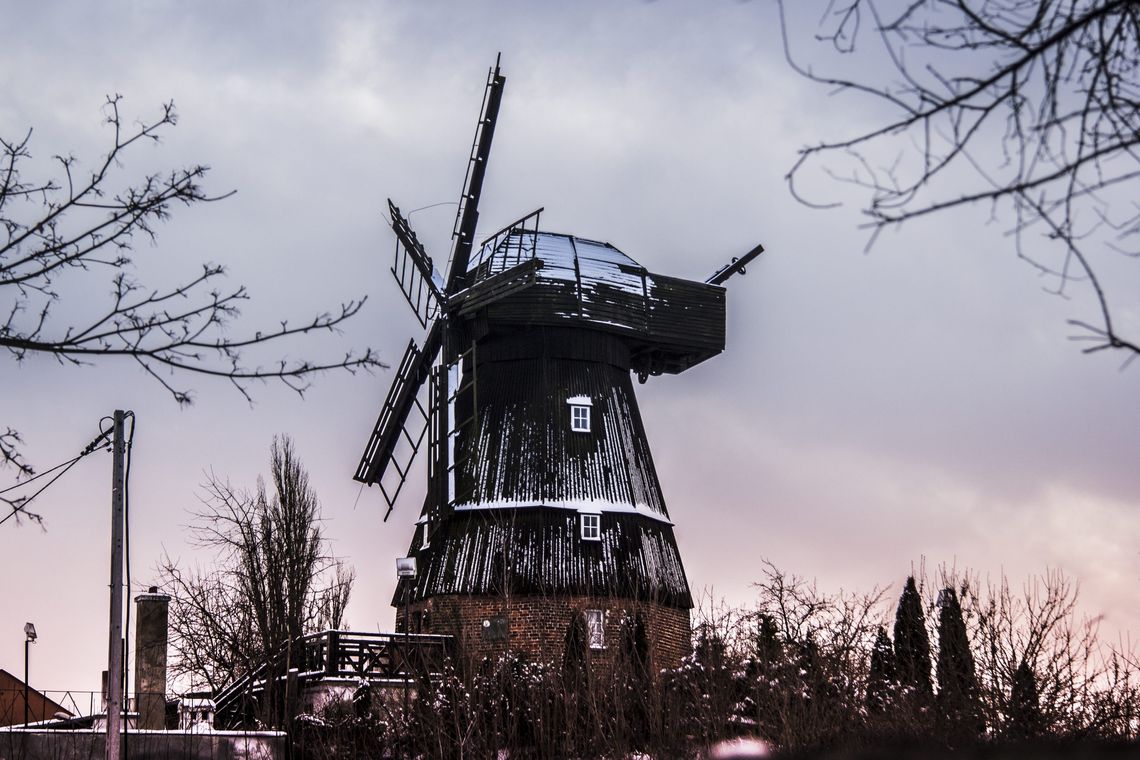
[
  {"x1": 459, "y1": 230, "x2": 726, "y2": 375},
  {"x1": 0, "y1": 669, "x2": 73, "y2": 727}
]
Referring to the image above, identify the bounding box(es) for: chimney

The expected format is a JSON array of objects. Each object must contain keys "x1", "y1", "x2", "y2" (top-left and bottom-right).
[{"x1": 133, "y1": 587, "x2": 170, "y2": 730}]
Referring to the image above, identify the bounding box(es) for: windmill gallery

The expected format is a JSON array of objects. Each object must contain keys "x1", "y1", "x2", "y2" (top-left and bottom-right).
[{"x1": 355, "y1": 57, "x2": 762, "y2": 672}]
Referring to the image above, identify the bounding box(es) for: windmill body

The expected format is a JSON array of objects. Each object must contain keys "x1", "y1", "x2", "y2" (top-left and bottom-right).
[{"x1": 356, "y1": 60, "x2": 760, "y2": 669}]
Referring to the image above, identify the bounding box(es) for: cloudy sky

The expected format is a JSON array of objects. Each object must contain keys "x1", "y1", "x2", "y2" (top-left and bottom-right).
[{"x1": 2, "y1": 1, "x2": 1137, "y2": 698}]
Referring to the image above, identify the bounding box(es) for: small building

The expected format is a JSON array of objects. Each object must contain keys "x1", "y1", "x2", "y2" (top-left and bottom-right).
[{"x1": 177, "y1": 697, "x2": 215, "y2": 731}]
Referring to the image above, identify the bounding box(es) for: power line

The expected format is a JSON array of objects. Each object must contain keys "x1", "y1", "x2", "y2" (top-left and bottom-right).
[
  {"x1": 0, "y1": 423, "x2": 115, "y2": 526},
  {"x1": 0, "y1": 455, "x2": 84, "y2": 526},
  {"x1": 0, "y1": 454, "x2": 82, "y2": 495}
]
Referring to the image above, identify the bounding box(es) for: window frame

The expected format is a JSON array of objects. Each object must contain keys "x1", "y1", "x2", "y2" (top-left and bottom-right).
[
  {"x1": 585, "y1": 609, "x2": 605, "y2": 650},
  {"x1": 570, "y1": 404, "x2": 591, "y2": 433},
  {"x1": 580, "y1": 512, "x2": 601, "y2": 541}
]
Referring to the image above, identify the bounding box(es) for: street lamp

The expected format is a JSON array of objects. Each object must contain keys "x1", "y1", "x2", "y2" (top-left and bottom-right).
[
  {"x1": 395, "y1": 557, "x2": 417, "y2": 715},
  {"x1": 23, "y1": 622, "x2": 36, "y2": 727}
]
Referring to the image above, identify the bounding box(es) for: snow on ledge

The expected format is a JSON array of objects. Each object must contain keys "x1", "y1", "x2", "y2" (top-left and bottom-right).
[
  {"x1": 452, "y1": 498, "x2": 672, "y2": 525},
  {"x1": 566, "y1": 395, "x2": 592, "y2": 406}
]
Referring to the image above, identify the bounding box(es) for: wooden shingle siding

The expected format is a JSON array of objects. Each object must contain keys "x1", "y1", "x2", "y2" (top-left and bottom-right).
[
  {"x1": 396, "y1": 326, "x2": 692, "y2": 611},
  {"x1": 402, "y1": 509, "x2": 692, "y2": 609},
  {"x1": 453, "y1": 329, "x2": 666, "y2": 516}
]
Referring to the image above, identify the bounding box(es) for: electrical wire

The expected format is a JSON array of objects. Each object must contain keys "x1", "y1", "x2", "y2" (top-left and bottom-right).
[
  {"x1": 407, "y1": 201, "x2": 458, "y2": 216},
  {"x1": 0, "y1": 420, "x2": 113, "y2": 526},
  {"x1": 0, "y1": 454, "x2": 83, "y2": 494},
  {"x1": 0, "y1": 455, "x2": 85, "y2": 526}
]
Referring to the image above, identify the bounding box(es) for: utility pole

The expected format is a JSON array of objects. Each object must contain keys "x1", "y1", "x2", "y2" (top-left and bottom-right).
[{"x1": 106, "y1": 410, "x2": 126, "y2": 760}]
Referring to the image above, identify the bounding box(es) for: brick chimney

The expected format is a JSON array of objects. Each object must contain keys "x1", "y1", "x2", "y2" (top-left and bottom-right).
[{"x1": 133, "y1": 587, "x2": 170, "y2": 730}]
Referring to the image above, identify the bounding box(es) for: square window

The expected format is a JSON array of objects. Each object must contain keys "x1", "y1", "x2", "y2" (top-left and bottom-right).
[
  {"x1": 585, "y1": 609, "x2": 605, "y2": 649},
  {"x1": 581, "y1": 513, "x2": 600, "y2": 541},
  {"x1": 571, "y1": 404, "x2": 591, "y2": 432},
  {"x1": 482, "y1": 615, "x2": 508, "y2": 641}
]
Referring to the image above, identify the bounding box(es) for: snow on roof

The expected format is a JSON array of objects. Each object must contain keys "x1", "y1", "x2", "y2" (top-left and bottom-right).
[
  {"x1": 180, "y1": 698, "x2": 216, "y2": 708},
  {"x1": 452, "y1": 498, "x2": 672, "y2": 525},
  {"x1": 468, "y1": 231, "x2": 646, "y2": 298}
]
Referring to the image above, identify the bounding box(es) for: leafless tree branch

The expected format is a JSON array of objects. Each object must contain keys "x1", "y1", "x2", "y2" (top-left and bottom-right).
[
  {"x1": 779, "y1": 0, "x2": 1140, "y2": 360},
  {"x1": 1, "y1": 97, "x2": 386, "y2": 483},
  {"x1": 158, "y1": 436, "x2": 354, "y2": 696}
]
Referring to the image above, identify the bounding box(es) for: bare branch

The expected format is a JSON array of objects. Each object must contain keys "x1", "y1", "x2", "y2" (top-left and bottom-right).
[
  {"x1": 780, "y1": 0, "x2": 1140, "y2": 360},
  {"x1": 2, "y1": 97, "x2": 386, "y2": 478}
]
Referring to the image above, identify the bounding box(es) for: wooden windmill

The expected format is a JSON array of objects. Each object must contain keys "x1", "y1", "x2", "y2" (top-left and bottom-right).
[{"x1": 355, "y1": 57, "x2": 762, "y2": 668}]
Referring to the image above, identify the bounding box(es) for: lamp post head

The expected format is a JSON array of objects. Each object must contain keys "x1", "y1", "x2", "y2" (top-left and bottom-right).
[
  {"x1": 395, "y1": 557, "x2": 418, "y2": 579},
  {"x1": 23, "y1": 622, "x2": 36, "y2": 642}
]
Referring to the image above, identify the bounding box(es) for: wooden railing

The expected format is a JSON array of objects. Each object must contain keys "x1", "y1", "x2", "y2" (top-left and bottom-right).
[{"x1": 213, "y1": 630, "x2": 454, "y2": 726}]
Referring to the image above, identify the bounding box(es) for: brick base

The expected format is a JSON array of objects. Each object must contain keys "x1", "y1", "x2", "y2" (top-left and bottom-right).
[{"x1": 395, "y1": 594, "x2": 691, "y2": 670}]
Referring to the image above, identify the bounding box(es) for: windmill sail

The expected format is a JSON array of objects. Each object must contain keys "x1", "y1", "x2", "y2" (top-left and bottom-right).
[
  {"x1": 389, "y1": 200, "x2": 445, "y2": 328},
  {"x1": 354, "y1": 322, "x2": 443, "y2": 510},
  {"x1": 447, "y1": 56, "x2": 506, "y2": 291}
]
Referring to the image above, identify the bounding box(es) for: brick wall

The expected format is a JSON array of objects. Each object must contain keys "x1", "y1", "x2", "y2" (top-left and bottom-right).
[{"x1": 395, "y1": 594, "x2": 691, "y2": 671}]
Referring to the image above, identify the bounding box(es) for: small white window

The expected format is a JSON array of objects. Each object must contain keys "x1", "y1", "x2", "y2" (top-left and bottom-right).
[
  {"x1": 420, "y1": 520, "x2": 431, "y2": 549},
  {"x1": 571, "y1": 405, "x2": 591, "y2": 432},
  {"x1": 581, "y1": 513, "x2": 600, "y2": 541},
  {"x1": 567, "y1": 396, "x2": 593, "y2": 433},
  {"x1": 585, "y1": 609, "x2": 605, "y2": 649}
]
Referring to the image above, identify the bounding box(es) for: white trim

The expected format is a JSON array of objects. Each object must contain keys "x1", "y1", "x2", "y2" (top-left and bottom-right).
[{"x1": 450, "y1": 498, "x2": 673, "y2": 525}]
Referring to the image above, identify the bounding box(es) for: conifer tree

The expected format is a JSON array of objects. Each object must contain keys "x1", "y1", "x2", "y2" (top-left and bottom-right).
[
  {"x1": 755, "y1": 613, "x2": 781, "y2": 667},
  {"x1": 619, "y1": 615, "x2": 652, "y2": 744},
  {"x1": 562, "y1": 611, "x2": 591, "y2": 694},
  {"x1": 1009, "y1": 660, "x2": 1044, "y2": 741},
  {"x1": 893, "y1": 577, "x2": 933, "y2": 699},
  {"x1": 561, "y1": 611, "x2": 593, "y2": 750},
  {"x1": 936, "y1": 587, "x2": 981, "y2": 741},
  {"x1": 866, "y1": 626, "x2": 897, "y2": 715}
]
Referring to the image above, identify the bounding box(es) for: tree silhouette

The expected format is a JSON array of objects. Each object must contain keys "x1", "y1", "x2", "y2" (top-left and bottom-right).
[
  {"x1": 779, "y1": 0, "x2": 1140, "y2": 362},
  {"x1": 893, "y1": 576, "x2": 933, "y2": 701},
  {"x1": 866, "y1": 625, "x2": 896, "y2": 715},
  {"x1": 158, "y1": 435, "x2": 353, "y2": 699},
  {"x1": 619, "y1": 614, "x2": 653, "y2": 745},
  {"x1": 561, "y1": 610, "x2": 592, "y2": 747},
  {"x1": 936, "y1": 586, "x2": 981, "y2": 742},
  {"x1": 1009, "y1": 659, "x2": 1044, "y2": 740}
]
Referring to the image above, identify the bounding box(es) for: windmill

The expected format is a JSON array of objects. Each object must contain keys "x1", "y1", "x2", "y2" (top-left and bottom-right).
[{"x1": 355, "y1": 57, "x2": 762, "y2": 668}]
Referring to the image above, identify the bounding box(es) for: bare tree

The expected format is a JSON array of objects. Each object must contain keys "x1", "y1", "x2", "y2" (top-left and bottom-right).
[
  {"x1": 779, "y1": 1, "x2": 1140, "y2": 361},
  {"x1": 961, "y1": 569, "x2": 1139, "y2": 739},
  {"x1": 159, "y1": 435, "x2": 354, "y2": 694},
  {"x1": 1, "y1": 96, "x2": 382, "y2": 514}
]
